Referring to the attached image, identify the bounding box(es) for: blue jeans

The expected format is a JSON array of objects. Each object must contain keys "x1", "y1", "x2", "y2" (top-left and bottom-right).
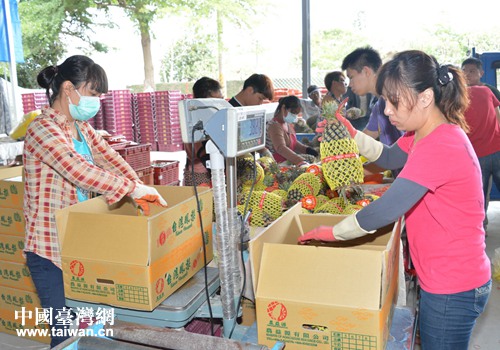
[
  {"x1": 479, "y1": 150, "x2": 500, "y2": 226},
  {"x1": 419, "y1": 280, "x2": 491, "y2": 350},
  {"x1": 26, "y1": 252, "x2": 71, "y2": 348}
]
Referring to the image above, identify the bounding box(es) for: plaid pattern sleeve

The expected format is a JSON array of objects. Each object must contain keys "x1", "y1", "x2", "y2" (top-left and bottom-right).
[{"x1": 23, "y1": 108, "x2": 137, "y2": 268}]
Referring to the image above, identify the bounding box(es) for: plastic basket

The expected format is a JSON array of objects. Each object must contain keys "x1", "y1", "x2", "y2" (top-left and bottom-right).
[
  {"x1": 117, "y1": 143, "x2": 152, "y2": 171},
  {"x1": 136, "y1": 166, "x2": 154, "y2": 185},
  {"x1": 152, "y1": 160, "x2": 180, "y2": 185}
]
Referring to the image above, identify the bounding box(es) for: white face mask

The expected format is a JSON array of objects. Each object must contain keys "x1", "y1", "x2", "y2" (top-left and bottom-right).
[{"x1": 284, "y1": 113, "x2": 298, "y2": 124}]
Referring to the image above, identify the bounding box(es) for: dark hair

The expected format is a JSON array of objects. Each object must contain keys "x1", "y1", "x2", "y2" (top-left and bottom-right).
[
  {"x1": 242, "y1": 73, "x2": 274, "y2": 101},
  {"x1": 341, "y1": 46, "x2": 382, "y2": 73},
  {"x1": 274, "y1": 95, "x2": 301, "y2": 116},
  {"x1": 376, "y1": 50, "x2": 469, "y2": 131},
  {"x1": 461, "y1": 57, "x2": 483, "y2": 70},
  {"x1": 324, "y1": 71, "x2": 345, "y2": 91},
  {"x1": 37, "y1": 55, "x2": 108, "y2": 106},
  {"x1": 192, "y1": 76, "x2": 222, "y2": 98}
]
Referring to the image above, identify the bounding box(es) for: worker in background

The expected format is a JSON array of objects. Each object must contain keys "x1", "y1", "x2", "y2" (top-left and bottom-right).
[
  {"x1": 228, "y1": 73, "x2": 274, "y2": 108},
  {"x1": 301, "y1": 50, "x2": 491, "y2": 350},
  {"x1": 322, "y1": 71, "x2": 348, "y2": 106},
  {"x1": 463, "y1": 84, "x2": 500, "y2": 232},
  {"x1": 341, "y1": 46, "x2": 404, "y2": 178},
  {"x1": 341, "y1": 47, "x2": 403, "y2": 147},
  {"x1": 183, "y1": 77, "x2": 223, "y2": 186},
  {"x1": 461, "y1": 57, "x2": 500, "y2": 101},
  {"x1": 266, "y1": 95, "x2": 318, "y2": 167},
  {"x1": 23, "y1": 55, "x2": 167, "y2": 348},
  {"x1": 300, "y1": 84, "x2": 322, "y2": 130},
  {"x1": 229, "y1": 73, "x2": 275, "y2": 158}
]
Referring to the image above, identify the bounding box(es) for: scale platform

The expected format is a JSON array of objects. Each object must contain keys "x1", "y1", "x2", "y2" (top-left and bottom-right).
[{"x1": 66, "y1": 266, "x2": 220, "y2": 329}]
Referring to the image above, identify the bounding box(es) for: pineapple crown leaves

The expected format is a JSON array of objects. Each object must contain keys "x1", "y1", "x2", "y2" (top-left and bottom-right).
[{"x1": 321, "y1": 97, "x2": 349, "y2": 120}]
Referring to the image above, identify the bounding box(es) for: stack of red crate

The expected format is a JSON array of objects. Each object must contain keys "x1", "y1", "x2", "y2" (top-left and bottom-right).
[
  {"x1": 101, "y1": 90, "x2": 134, "y2": 140},
  {"x1": 154, "y1": 91, "x2": 184, "y2": 152},
  {"x1": 117, "y1": 143, "x2": 153, "y2": 184},
  {"x1": 132, "y1": 92, "x2": 157, "y2": 146},
  {"x1": 88, "y1": 96, "x2": 105, "y2": 130},
  {"x1": 21, "y1": 92, "x2": 49, "y2": 114}
]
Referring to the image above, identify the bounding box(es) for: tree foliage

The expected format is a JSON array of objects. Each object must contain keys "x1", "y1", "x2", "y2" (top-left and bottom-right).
[
  {"x1": 309, "y1": 28, "x2": 368, "y2": 72},
  {"x1": 89, "y1": 0, "x2": 197, "y2": 90},
  {"x1": 16, "y1": 0, "x2": 109, "y2": 88},
  {"x1": 182, "y1": 0, "x2": 268, "y2": 91},
  {"x1": 161, "y1": 33, "x2": 217, "y2": 83}
]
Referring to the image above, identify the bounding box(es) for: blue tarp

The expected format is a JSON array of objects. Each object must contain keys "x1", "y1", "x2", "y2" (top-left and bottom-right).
[{"x1": 0, "y1": 0, "x2": 24, "y2": 63}]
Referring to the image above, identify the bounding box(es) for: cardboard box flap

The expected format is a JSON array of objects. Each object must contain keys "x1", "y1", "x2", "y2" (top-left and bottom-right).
[
  {"x1": 0, "y1": 166, "x2": 23, "y2": 180},
  {"x1": 249, "y1": 203, "x2": 303, "y2": 293},
  {"x1": 250, "y1": 205, "x2": 394, "y2": 295},
  {"x1": 62, "y1": 211, "x2": 149, "y2": 265},
  {"x1": 154, "y1": 185, "x2": 207, "y2": 207},
  {"x1": 256, "y1": 243, "x2": 384, "y2": 309}
]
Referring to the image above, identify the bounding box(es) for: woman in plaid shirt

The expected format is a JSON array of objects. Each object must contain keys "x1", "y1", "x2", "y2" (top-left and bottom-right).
[{"x1": 23, "y1": 55, "x2": 166, "y2": 347}]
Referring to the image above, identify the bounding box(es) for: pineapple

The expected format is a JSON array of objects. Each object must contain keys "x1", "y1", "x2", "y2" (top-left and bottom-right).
[
  {"x1": 238, "y1": 191, "x2": 284, "y2": 227},
  {"x1": 286, "y1": 172, "x2": 322, "y2": 206},
  {"x1": 319, "y1": 98, "x2": 364, "y2": 203}
]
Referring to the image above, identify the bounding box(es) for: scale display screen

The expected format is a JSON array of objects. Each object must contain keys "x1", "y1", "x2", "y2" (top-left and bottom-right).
[
  {"x1": 237, "y1": 112, "x2": 265, "y2": 152},
  {"x1": 239, "y1": 115, "x2": 263, "y2": 142}
]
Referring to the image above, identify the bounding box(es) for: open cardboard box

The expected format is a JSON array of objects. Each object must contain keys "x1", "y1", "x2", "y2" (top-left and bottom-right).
[
  {"x1": 0, "y1": 166, "x2": 24, "y2": 209},
  {"x1": 55, "y1": 186, "x2": 213, "y2": 311},
  {"x1": 250, "y1": 203, "x2": 401, "y2": 350}
]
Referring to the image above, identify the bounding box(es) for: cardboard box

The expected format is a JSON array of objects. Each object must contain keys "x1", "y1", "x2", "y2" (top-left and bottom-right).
[
  {"x1": 0, "y1": 234, "x2": 26, "y2": 263},
  {"x1": 0, "y1": 207, "x2": 25, "y2": 236},
  {"x1": 0, "y1": 307, "x2": 50, "y2": 344},
  {"x1": 55, "y1": 186, "x2": 213, "y2": 311},
  {"x1": 0, "y1": 260, "x2": 36, "y2": 292},
  {"x1": 250, "y1": 204, "x2": 401, "y2": 350},
  {"x1": 0, "y1": 166, "x2": 23, "y2": 209},
  {"x1": 0, "y1": 285, "x2": 42, "y2": 311}
]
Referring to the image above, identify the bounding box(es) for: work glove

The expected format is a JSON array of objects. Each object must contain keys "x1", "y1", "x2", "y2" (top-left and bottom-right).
[
  {"x1": 306, "y1": 147, "x2": 319, "y2": 157},
  {"x1": 130, "y1": 183, "x2": 168, "y2": 216},
  {"x1": 298, "y1": 225, "x2": 336, "y2": 244},
  {"x1": 298, "y1": 215, "x2": 375, "y2": 244}
]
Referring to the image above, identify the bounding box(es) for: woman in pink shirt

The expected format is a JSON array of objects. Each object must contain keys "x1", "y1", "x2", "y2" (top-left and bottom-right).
[{"x1": 299, "y1": 50, "x2": 491, "y2": 350}]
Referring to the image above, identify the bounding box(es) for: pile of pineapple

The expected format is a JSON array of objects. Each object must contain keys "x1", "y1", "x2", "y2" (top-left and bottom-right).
[{"x1": 234, "y1": 97, "x2": 380, "y2": 227}]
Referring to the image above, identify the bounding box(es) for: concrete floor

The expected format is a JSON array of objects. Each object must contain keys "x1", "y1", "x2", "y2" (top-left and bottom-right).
[{"x1": 0, "y1": 162, "x2": 498, "y2": 349}]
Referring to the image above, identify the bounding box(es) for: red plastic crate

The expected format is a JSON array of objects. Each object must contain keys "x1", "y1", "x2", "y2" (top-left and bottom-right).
[
  {"x1": 117, "y1": 143, "x2": 152, "y2": 171},
  {"x1": 136, "y1": 166, "x2": 154, "y2": 185},
  {"x1": 157, "y1": 143, "x2": 184, "y2": 152},
  {"x1": 152, "y1": 160, "x2": 180, "y2": 185}
]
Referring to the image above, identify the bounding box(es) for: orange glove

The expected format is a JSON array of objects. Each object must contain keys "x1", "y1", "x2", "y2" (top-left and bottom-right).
[
  {"x1": 335, "y1": 113, "x2": 357, "y2": 138},
  {"x1": 130, "y1": 184, "x2": 168, "y2": 216},
  {"x1": 298, "y1": 225, "x2": 336, "y2": 244}
]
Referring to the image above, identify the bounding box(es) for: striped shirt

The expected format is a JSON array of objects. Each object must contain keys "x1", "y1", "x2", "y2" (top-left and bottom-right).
[{"x1": 23, "y1": 107, "x2": 140, "y2": 268}]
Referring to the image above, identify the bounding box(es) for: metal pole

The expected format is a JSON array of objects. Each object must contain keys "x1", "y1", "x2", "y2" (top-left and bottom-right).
[
  {"x1": 301, "y1": 0, "x2": 311, "y2": 96},
  {"x1": 3, "y1": 0, "x2": 19, "y2": 125}
]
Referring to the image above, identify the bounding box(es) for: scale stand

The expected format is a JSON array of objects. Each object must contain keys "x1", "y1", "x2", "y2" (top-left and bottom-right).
[{"x1": 66, "y1": 266, "x2": 222, "y2": 329}]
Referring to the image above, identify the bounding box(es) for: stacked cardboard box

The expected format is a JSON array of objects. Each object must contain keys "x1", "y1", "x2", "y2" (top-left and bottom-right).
[
  {"x1": 249, "y1": 204, "x2": 401, "y2": 350},
  {"x1": 0, "y1": 166, "x2": 50, "y2": 344}
]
